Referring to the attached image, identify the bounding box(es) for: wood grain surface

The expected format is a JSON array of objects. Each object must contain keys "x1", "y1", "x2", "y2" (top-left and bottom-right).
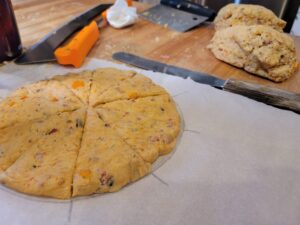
[{"x1": 12, "y1": 0, "x2": 300, "y2": 93}]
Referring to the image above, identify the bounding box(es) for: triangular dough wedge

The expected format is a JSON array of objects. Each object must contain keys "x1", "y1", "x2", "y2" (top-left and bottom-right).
[
  {"x1": 0, "y1": 80, "x2": 83, "y2": 129},
  {"x1": 0, "y1": 108, "x2": 86, "y2": 199},
  {"x1": 0, "y1": 122, "x2": 37, "y2": 174},
  {"x1": 94, "y1": 73, "x2": 166, "y2": 105},
  {"x1": 72, "y1": 109, "x2": 150, "y2": 197},
  {"x1": 89, "y1": 68, "x2": 136, "y2": 106},
  {"x1": 95, "y1": 99, "x2": 181, "y2": 163},
  {"x1": 97, "y1": 95, "x2": 180, "y2": 125},
  {"x1": 0, "y1": 114, "x2": 74, "y2": 173},
  {"x1": 53, "y1": 71, "x2": 92, "y2": 104}
]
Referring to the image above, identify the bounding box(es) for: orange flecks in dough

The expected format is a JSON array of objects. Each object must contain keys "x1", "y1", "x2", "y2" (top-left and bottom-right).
[
  {"x1": 72, "y1": 80, "x2": 85, "y2": 89},
  {"x1": 20, "y1": 95, "x2": 28, "y2": 100},
  {"x1": 51, "y1": 96, "x2": 59, "y2": 102},
  {"x1": 128, "y1": 91, "x2": 138, "y2": 99},
  {"x1": 79, "y1": 169, "x2": 91, "y2": 179},
  {"x1": 8, "y1": 101, "x2": 16, "y2": 107}
]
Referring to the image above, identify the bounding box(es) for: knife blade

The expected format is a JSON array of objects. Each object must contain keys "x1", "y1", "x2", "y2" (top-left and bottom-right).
[
  {"x1": 113, "y1": 52, "x2": 300, "y2": 114},
  {"x1": 15, "y1": 3, "x2": 112, "y2": 65}
]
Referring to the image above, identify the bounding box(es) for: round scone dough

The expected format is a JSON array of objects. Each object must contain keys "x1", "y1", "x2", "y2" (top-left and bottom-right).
[
  {"x1": 207, "y1": 25, "x2": 299, "y2": 82},
  {"x1": 0, "y1": 68, "x2": 181, "y2": 199},
  {"x1": 214, "y1": 4, "x2": 286, "y2": 31}
]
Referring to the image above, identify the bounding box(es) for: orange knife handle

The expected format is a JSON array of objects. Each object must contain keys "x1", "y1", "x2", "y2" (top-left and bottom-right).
[
  {"x1": 101, "y1": 0, "x2": 133, "y2": 19},
  {"x1": 127, "y1": 0, "x2": 133, "y2": 6},
  {"x1": 101, "y1": 10, "x2": 107, "y2": 20},
  {"x1": 54, "y1": 20, "x2": 99, "y2": 68}
]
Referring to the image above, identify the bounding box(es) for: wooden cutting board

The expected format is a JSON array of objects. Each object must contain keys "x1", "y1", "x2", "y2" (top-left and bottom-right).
[{"x1": 12, "y1": 0, "x2": 300, "y2": 93}]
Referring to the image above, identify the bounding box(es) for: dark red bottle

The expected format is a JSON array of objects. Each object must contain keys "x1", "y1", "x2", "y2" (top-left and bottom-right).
[{"x1": 0, "y1": 0, "x2": 22, "y2": 62}]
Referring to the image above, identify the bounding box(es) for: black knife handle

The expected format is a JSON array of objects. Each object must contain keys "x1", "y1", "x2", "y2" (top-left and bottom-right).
[
  {"x1": 223, "y1": 79, "x2": 300, "y2": 114},
  {"x1": 160, "y1": 0, "x2": 216, "y2": 21}
]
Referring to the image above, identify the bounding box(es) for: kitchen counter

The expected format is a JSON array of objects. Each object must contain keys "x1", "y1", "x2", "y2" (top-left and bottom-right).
[
  {"x1": 1, "y1": 2, "x2": 300, "y2": 224},
  {"x1": 13, "y1": 0, "x2": 300, "y2": 93}
]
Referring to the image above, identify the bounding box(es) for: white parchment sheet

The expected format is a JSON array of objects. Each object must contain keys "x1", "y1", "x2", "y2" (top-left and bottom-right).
[{"x1": 0, "y1": 58, "x2": 300, "y2": 225}]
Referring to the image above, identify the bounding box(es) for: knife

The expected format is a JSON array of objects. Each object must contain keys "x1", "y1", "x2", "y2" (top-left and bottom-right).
[
  {"x1": 15, "y1": 3, "x2": 112, "y2": 67},
  {"x1": 113, "y1": 52, "x2": 300, "y2": 114}
]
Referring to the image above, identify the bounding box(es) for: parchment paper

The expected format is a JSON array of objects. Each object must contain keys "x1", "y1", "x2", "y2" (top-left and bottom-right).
[{"x1": 0, "y1": 58, "x2": 300, "y2": 225}]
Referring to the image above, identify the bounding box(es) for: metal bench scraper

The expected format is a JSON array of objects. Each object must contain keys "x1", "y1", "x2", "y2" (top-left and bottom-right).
[{"x1": 140, "y1": 0, "x2": 215, "y2": 32}]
